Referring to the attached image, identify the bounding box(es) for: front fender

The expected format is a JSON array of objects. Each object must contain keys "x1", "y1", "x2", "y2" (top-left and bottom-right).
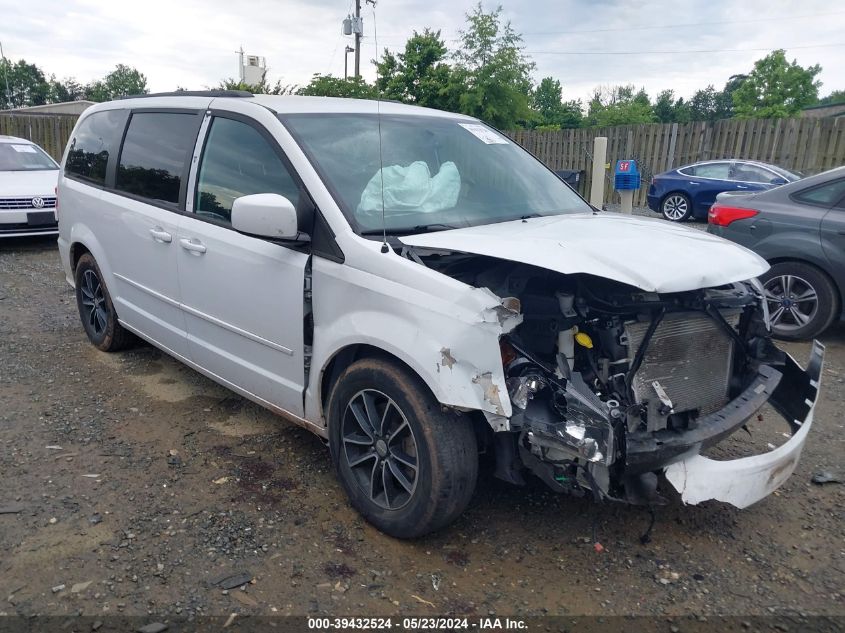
[{"x1": 307, "y1": 254, "x2": 521, "y2": 426}]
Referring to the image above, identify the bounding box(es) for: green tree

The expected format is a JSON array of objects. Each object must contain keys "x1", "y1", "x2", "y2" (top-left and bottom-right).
[
  {"x1": 216, "y1": 77, "x2": 297, "y2": 95},
  {"x1": 688, "y1": 85, "x2": 719, "y2": 121},
  {"x1": 296, "y1": 74, "x2": 377, "y2": 99},
  {"x1": 815, "y1": 89, "x2": 845, "y2": 106},
  {"x1": 85, "y1": 64, "x2": 148, "y2": 101},
  {"x1": 673, "y1": 97, "x2": 691, "y2": 123},
  {"x1": 0, "y1": 58, "x2": 49, "y2": 108},
  {"x1": 452, "y1": 3, "x2": 535, "y2": 129},
  {"x1": 375, "y1": 29, "x2": 454, "y2": 110},
  {"x1": 653, "y1": 89, "x2": 676, "y2": 123},
  {"x1": 713, "y1": 74, "x2": 746, "y2": 119},
  {"x1": 531, "y1": 77, "x2": 582, "y2": 128},
  {"x1": 585, "y1": 85, "x2": 655, "y2": 127},
  {"x1": 48, "y1": 76, "x2": 85, "y2": 102},
  {"x1": 732, "y1": 50, "x2": 821, "y2": 118}
]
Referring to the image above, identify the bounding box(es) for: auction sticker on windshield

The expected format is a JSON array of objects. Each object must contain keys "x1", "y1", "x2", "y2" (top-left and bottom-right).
[
  {"x1": 11, "y1": 145, "x2": 38, "y2": 153},
  {"x1": 459, "y1": 123, "x2": 509, "y2": 144}
]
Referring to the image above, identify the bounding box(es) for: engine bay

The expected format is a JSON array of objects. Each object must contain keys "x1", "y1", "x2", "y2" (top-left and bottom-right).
[{"x1": 410, "y1": 250, "x2": 785, "y2": 503}]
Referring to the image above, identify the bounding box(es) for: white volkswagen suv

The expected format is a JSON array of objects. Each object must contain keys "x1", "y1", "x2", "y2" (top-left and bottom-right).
[
  {"x1": 57, "y1": 91, "x2": 823, "y2": 538},
  {"x1": 0, "y1": 136, "x2": 59, "y2": 237}
]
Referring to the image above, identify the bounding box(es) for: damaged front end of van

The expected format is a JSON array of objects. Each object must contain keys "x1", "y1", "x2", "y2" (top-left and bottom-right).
[{"x1": 399, "y1": 214, "x2": 824, "y2": 509}]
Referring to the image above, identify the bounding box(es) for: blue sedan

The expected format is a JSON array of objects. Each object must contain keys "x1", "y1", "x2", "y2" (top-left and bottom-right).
[{"x1": 646, "y1": 159, "x2": 801, "y2": 222}]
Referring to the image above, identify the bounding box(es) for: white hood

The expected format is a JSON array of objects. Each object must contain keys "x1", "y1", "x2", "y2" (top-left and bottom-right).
[
  {"x1": 0, "y1": 170, "x2": 60, "y2": 197},
  {"x1": 399, "y1": 213, "x2": 769, "y2": 293}
]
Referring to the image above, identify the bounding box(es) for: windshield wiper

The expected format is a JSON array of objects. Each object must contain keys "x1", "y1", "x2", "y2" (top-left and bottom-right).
[
  {"x1": 411, "y1": 223, "x2": 460, "y2": 232},
  {"x1": 360, "y1": 223, "x2": 459, "y2": 236}
]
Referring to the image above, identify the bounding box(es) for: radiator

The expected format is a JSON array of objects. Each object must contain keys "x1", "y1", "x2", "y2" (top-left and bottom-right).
[{"x1": 625, "y1": 311, "x2": 738, "y2": 422}]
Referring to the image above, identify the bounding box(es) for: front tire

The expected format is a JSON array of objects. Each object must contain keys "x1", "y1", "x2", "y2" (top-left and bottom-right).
[
  {"x1": 760, "y1": 262, "x2": 838, "y2": 340},
  {"x1": 328, "y1": 358, "x2": 478, "y2": 538},
  {"x1": 74, "y1": 253, "x2": 134, "y2": 352},
  {"x1": 660, "y1": 193, "x2": 693, "y2": 222}
]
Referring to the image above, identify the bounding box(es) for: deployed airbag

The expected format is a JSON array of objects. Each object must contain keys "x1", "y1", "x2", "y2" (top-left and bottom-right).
[{"x1": 357, "y1": 161, "x2": 460, "y2": 217}]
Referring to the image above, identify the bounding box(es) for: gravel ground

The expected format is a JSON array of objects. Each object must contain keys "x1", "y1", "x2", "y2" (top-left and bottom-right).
[{"x1": 0, "y1": 234, "x2": 843, "y2": 622}]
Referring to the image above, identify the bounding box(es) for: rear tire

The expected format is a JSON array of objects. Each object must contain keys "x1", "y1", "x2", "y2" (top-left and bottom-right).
[
  {"x1": 660, "y1": 193, "x2": 693, "y2": 222},
  {"x1": 328, "y1": 358, "x2": 478, "y2": 538},
  {"x1": 74, "y1": 253, "x2": 134, "y2": 352},
  {"x1": 760, "y1": 261, "x2": 838, "y2": 341}
]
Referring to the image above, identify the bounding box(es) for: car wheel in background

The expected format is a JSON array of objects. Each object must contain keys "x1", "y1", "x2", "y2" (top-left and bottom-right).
[
  {"x1": 328, "y1": 358, "x2": 478, "y2": 538},
  {"x1": 760, "y1": 261, "x2": 838, "y2": 341},
  {"x1": 660, "y1": 193, "x2": 693, "y2": 222},
  {"x1": 74, "y1": 253, "x2": 135, "y2": 352}
]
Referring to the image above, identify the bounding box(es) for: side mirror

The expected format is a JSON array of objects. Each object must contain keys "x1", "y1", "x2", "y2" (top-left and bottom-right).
[
  {"x1": 231, "y1": 193, "x2": 299, "y2": 240},
  {"x1": 770, "y1": 177, "x2": 787, "y2": 185}
]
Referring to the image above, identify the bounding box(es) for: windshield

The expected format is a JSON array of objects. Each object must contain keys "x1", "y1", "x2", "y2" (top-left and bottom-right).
[
  {"x1": 280, "y1": 113, "x2": 592, "y2": 234},
  {"x1": 0, "y1": 142, "x2": 58, "y2": 172}
]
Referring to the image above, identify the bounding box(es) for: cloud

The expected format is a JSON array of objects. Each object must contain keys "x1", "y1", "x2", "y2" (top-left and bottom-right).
[{"x1": 3, "y1": 0, "x2": 843, "y2": 102}]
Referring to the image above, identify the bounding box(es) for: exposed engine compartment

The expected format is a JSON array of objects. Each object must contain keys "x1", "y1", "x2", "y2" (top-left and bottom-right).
[{"x1": 410, "y1": 250, "x2": 785, "y2": 503}]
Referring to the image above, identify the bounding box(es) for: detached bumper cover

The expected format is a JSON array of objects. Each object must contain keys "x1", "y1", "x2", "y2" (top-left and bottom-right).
[{"x1": 664, "y1": 340, "x2": 824, "y2": 508}]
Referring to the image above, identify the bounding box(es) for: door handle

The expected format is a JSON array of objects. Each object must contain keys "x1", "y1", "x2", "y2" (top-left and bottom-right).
[
  {"x1": 179, "y1": 238, "x2": 207, "y2": 255},
  {"x1": 149, "y1": 227, "x2": 172, "y2": 243},
  {"x1": 688, "y1": 181, "x2": 700, "y2": 185},
  {"x1": 737, "y1": 185, "x2": 749, "y2": 189}
]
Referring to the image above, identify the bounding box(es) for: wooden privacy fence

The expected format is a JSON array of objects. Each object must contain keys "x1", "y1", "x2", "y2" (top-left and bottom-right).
[
  {"x1": 509, "y1": 117, "x2": 845, "y2": 206},
  {"x1": 2, "y1": 112, "x2": 844, "y2": 207},
  {"x1": 0, "y1": 113, "x2": 79, "y2": 162}
]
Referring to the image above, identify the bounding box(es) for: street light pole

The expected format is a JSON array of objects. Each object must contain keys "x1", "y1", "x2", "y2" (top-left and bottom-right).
[{"x1": 344, "y1": 46, "x2": 355, "y2": 80}]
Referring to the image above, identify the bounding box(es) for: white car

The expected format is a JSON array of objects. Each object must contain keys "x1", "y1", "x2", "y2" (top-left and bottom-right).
[
  {"x1": 0, "y1": 136, "x2": 59, "y2": 237},
  {"x1": 56, "y1": 92, "x2": 823, "y2": 538}
]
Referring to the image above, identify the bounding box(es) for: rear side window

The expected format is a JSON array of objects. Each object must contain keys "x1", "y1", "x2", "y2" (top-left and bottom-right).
[
  {"x1": 116, "y1": 112, "x2": 200, "y2": 206},
  {"x1": 194, "y1": 117, "x2": 299, "y2": 224},
  {"x1": 792, "y1": 179, "x2": 845, "y2": 207},
  {"x1": 694, "y1": 163, "x2": 731, "y2": 179},
  {"x1": 65, "y1": 110, "x2": 128, "y2": 184},
  {"x1": 731, "y1": 163, "x2": 778, "y2": 184}
]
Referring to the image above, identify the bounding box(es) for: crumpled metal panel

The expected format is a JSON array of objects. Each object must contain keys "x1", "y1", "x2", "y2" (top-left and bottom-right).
[
  {"x1": 399, "y1": 214, "x2": 770, "y2": 293},
  {"x1": 665, "y1": 341, "x2": 824, "y2": 508}
]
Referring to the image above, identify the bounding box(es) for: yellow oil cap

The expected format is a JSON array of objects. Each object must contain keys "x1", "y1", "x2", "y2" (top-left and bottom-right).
[{"x1": 575, "y1": 332, "x2": 594, "y2": 349}]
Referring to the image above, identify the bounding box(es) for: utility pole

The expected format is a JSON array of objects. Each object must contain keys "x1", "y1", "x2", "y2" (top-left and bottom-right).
[
  {"x1": 353, "y1": 0, "x2": 362, "y2": 79},
  {"x1": 0, "y1": 42, "x2": 10, "y2": 110}
]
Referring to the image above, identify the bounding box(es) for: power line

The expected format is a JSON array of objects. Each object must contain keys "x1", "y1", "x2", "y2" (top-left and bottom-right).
[
  {"x1": 526, "y1": 43, "x2": 845, "y2": 56},
  {"x1": 519, "y1": 10, "x2": 845, "y2": 36},
  {"x1": 376, "y1": 10, "x2": 845, "y2": 45}
]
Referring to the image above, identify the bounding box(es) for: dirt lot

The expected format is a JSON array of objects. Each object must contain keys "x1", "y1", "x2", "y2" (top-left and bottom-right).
[{"x1": 1, "y1": 236, "x2": 843, "y2": 622}]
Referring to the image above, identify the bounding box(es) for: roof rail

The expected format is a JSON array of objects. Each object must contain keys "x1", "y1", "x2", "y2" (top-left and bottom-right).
[{"x1": 118, "y1": 90, "x2": 254, "y2": 100}]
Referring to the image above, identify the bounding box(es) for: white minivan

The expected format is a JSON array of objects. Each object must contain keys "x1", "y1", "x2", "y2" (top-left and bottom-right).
[{"x1": 57, "y1": 92, "x2": 823, "y2": 537}]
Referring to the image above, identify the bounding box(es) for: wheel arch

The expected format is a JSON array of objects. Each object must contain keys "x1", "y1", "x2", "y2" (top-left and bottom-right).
[
  {"x1": 319, "y1": 344, "x2": 438, "y2": 420},
  {"x1": 66, "y1": 224, "x2": 113, "y2": 284},
  {"x1": 660, "y1": 189, "x2": 691, "y2": 205},
  {"x1": 69, "y1": 241, "x2": 91, "y2": 272},
  {"x1": 318, "y1": 342, "x2": 494, "y2": 447}
]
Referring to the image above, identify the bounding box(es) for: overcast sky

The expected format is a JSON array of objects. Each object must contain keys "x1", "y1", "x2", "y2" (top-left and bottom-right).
[{"x1": 3, "y1": 0, "x2": 844, "y2": 104}]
